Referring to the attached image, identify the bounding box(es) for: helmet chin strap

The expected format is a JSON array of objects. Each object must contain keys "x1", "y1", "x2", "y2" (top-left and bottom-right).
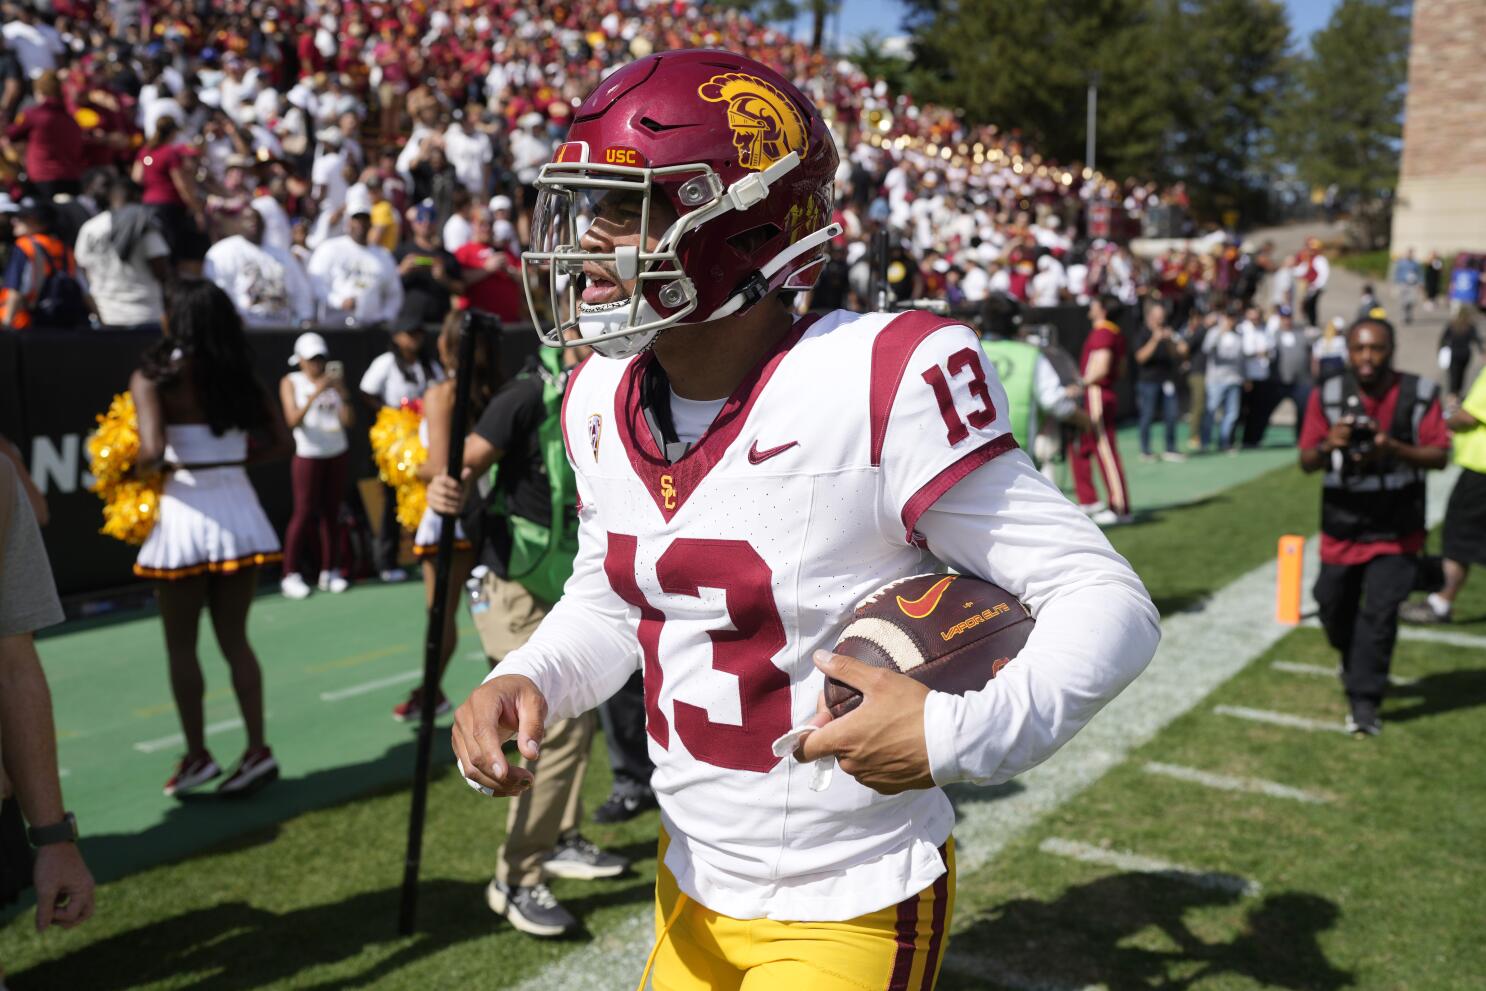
[{"x1": 701, "y1": 221, "x2": 845, "y2": 323}]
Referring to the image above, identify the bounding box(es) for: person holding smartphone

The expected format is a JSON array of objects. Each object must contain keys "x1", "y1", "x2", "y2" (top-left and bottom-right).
[{"x1": 279, "y1": 332, "x2": 356, "y2": 599}]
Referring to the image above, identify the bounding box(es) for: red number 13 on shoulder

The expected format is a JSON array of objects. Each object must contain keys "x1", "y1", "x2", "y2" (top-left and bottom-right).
[{"x1": 922, "y1": 346, "x2": 997, "y2": 445}]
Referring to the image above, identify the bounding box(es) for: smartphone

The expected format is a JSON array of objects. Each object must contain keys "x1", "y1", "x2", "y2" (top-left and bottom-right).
[{"x1": 326, "y1": 360, "x2": 344, "y2": 380}]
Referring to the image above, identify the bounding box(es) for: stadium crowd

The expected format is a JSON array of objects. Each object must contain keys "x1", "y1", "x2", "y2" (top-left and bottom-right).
[{"x1": 0, "y1": 0, "x2": 1206, "y2": 335}]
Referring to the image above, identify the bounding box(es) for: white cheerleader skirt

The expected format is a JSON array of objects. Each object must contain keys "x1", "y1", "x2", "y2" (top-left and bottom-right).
[
  {"x1": 412, "y1": 506, "x2": 471, "y2": 559},
  {"x1": 135, "y1": 425, "x2": 282, "y2": 581}
]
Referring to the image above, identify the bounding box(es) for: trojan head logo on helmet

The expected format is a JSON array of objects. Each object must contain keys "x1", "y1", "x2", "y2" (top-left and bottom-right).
[
  {"x1": 521, "y1": 50, "x2": 841, "y2": 359},
  {"x1": 698, "y1": 72, "x2": 809, "y2": 172}
]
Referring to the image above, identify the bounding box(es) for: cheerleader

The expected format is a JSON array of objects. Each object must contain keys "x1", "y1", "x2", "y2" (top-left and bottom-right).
[
  {"x1": 392, "y1": 310, "x2": 498, "y2": 722},
  {"x1": 131, "y1": 280, "x2": 293, "y2": 797}
]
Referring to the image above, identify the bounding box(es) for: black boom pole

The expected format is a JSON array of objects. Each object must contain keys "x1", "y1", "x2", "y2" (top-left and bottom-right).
[{"x1": 398, "y1": 309, "x2": 484, "y2": 935}]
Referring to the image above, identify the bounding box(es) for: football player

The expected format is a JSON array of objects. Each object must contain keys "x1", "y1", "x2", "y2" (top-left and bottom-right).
[{"x1": 435, "y1": 50, "x2": 1160, "y2": 990}]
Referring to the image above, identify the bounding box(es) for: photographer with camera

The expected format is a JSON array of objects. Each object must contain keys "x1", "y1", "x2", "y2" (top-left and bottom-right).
[{"x1": 1298, "y1": 317, "x2": 1450, "y2": 736}]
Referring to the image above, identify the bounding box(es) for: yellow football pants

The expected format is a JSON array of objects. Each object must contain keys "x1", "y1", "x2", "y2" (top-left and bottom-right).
[{"x1": 642, "y1": 831, "x2": 956, "y2": 991}]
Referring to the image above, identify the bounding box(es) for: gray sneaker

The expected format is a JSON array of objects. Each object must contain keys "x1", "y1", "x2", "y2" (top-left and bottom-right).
[
  {"x1": 542, "y1": 833, "x2": 628, "y2": 880},
  {"x1": 486, "y1": 879, "x2": 575, "y2": 937},
  {"x1": 1399, "y1": 599, "x2": 1449, "y2": 625}
]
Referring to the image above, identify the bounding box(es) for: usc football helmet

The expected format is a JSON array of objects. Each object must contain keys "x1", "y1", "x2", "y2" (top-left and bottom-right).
[{"x1": 522, "y1": 49, "x2": 842, "y2": 358}]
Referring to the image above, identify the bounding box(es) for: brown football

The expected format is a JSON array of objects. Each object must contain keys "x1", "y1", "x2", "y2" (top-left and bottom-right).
[{"x1": 824, "y1": 573, "x2": 1034, "y2": 718}]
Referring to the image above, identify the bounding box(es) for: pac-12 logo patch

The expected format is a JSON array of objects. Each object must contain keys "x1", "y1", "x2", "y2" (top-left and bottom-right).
[
  {"x1": 698, "y1": 72, "x2": 808, "y2": 172},
  {"x1": 587, "y1": 414, "x2": 603, "y2": 461}
]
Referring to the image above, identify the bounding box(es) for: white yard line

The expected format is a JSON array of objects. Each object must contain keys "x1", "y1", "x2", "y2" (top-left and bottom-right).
[
  {"x1": 133, "y1": 717, "x2": 247, "y2": 754},
  {"x1": 1141, "y1": 761, "x2": 1333, "y2": 804},
  {"x1": 1299, "y1": 620, "x2": 1486, "y2": 651},
  {"x1": 1038, "y1": 838, "x2": 1262, "y2": 897},
  {"x1": 1271, "y1": 660, "x2": 1417, "y2": 687},
  {"x1": 1396, "y1": 626, "x2": 1486, "y2": 650},
  {"x1": 503, "y1": 468, "x2": 1457, "y2": 991},
  {"x1": 318, "y1": 670, "x2": 422, "y2": 702},
  {"x1": 1213, "y1": 705, "x2": 1349, "y2": 734}
]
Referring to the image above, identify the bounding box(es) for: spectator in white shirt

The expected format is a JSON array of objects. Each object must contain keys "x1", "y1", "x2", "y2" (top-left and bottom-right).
[
  {"x1": 1, "y1": 4, "x2": 61, "y2": 80},
  {"x1": 1238, "y1": 305, "x2": 1277, "y2": 448},
  {"x1": 444, "y1": 109, "x2": 494, "y2": 196},
  {"x1": 488, "y1": 195, "x2": 520, "y2": 253},
  {"x1": 442, "y1": 188, "x2": 475, "y2": 254},
  {"x1": 72, "y1": 178, "x2": 172, "y2": 329},
  {"x1": 204, "y1": 208, "x2": 314, "y2": 327},
  {"x1": 1029, "y1": 253, "x2": 1066, "y2": 307},
  {"x1": 306, "y1": 187, "x2": 403, "y2": 326}
]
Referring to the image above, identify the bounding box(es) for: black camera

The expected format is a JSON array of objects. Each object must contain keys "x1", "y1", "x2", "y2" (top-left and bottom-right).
[{"x1": 1343, "y1": 414, "x2": 1378, "y2": 464}]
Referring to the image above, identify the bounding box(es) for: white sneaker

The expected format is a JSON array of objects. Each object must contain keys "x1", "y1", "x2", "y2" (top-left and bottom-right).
[
  {"x1": 1077, "y1": 502, "x2": 1106, "y2": 516},
  {"x1": 1161, "y1": 451, "x2": 1187, "y2": 463},
  {"x1": 280, "y1": 573, "x2": 312, "y2": 599},
  {"x1": 1091, "y1": 509, "x2": 1134, "y2": 527},
  {"x1": 318, "y1": 571, "x2": 350, "y2": 594},
  {"x1": 380, "y1": 568, "x2": 409, "y2": 583}
]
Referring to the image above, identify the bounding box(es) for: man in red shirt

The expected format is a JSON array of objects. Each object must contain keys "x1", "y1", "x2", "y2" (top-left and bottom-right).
[
  {"x1": 1, "y1": 71, "x2": 82, "y2": 199},
  {"x1": 455, "y1": 209, "x2": 524, "y2": 323},
  {"x1": 1071, "y1": 295, "x2": 1131, "y2": 525},
  {"x1": 1298, "y1": 317, "x2": 1449, "y2": 735}
]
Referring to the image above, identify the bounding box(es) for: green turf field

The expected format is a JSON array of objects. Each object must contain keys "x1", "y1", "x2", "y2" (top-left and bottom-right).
[{"x1": 2, "y1": 456, "x2": 1481, "y2": 989}]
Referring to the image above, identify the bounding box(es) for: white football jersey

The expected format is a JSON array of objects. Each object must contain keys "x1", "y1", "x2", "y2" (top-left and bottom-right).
[{"x1": 542, "y1": 308, "x2": 1016, "y2": 921}]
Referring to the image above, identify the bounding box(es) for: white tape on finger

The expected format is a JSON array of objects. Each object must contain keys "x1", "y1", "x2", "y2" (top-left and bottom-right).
[
  {"x1": 456, "y1": 756, "x2": 496, "y2": 797},
  {"x1": 771, "y1": 724, "x2": 836, "y2": 792}
]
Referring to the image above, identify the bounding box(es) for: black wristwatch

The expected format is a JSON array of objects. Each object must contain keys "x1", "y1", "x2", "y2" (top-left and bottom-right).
[{"x1": 28, "y1": 812, "x2": 78, "y2": 847}]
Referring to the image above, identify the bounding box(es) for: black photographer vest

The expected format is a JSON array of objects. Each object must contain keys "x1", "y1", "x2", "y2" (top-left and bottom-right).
[{"x1": 1318, "y1": 371, "x2": 1436, "y2": 543}]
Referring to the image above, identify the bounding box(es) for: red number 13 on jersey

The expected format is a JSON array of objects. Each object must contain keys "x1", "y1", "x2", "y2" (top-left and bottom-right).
[
  {"x1": 922, "y1": 346, "x2": 998, "y2": 445},
  {"x1": 604, "y1": 534, "x2": 791, "y2": 773}
]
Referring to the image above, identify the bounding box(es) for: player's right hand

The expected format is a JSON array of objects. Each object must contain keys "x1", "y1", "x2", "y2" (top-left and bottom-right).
[{"x1": 452, "y1": 674, "x2": 548, "y2": 797}]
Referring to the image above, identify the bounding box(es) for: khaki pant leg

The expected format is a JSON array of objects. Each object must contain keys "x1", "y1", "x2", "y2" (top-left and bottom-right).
[
  {"x1": 496, "y1": 711, "x2": 596, "y2": 887},
  {"x1": 476, "y1": 573, "x2": 597, "y2": 886}
]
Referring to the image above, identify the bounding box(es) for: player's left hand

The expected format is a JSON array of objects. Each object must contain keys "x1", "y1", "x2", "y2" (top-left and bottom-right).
[{"x1": 795, "y1": 651, "x2": 936, "y2": 795}]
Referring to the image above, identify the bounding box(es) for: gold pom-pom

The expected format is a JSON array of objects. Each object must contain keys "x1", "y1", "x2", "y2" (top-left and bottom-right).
[
  {"x1": 87, "y1": 392, "x2": 162, "y2": 545},
  {"x1": 369, "y1": 406, "x2": 428, "y2": 532}
]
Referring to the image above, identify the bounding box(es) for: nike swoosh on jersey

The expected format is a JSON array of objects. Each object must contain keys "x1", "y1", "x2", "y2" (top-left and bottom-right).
[
  {"x1": 896, "y1": 576, "x2": 957, "y2": 619},
  {"x1": 747, "y1": 439, "x2": 799, "y2": 464}
]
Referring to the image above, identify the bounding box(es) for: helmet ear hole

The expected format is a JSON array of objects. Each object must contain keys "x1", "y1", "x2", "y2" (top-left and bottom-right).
[{"x1": 726, "y1": 223, "x2": 781, "y2": 256}]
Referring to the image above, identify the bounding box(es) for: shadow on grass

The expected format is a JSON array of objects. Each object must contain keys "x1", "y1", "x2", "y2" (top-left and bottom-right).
[
  {"x1": 951, "y1": 874, "x2": 1352, "y2": 991},
  {"x1": 9, "y1": 881, "x2": 482, "y2": 991},
  {"x1": 76, "y1": 735, "x2": 457, "y2": 885},
  {"x1": 1385, "y1": 667, "x2": 1486, "y2": 724}
]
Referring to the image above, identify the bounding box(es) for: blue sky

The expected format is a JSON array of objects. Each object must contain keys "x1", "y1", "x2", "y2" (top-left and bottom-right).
[{"x1": 820, "y1": 0, "x2": 1341, "y2": 46}]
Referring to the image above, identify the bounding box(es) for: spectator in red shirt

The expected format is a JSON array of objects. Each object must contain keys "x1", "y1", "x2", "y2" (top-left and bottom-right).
[
  {"x1": 132, "y1": 116, "x2": 209, "y2": 276},
  {"x1": 1070, "y1": 294, "x2": 1131, "y2": 525},
  {"x1": 1298, "y1": 317, "x2": 1450, "y2": 736},
  {"x1": 455, "y1": 208, "x2": 523, "y2": 323},
  {"x1": 2, "y1": 71, "x2": 82, "y2": 198}
]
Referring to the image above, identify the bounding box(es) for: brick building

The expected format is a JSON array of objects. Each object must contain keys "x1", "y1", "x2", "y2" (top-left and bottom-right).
[{"x1": 1390, "y1": 0, "x2": 1486, "y2": 255}]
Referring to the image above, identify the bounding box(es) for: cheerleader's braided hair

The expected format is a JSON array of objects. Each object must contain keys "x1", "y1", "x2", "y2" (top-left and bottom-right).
[{"x1": 140, "y1": 279, "x2": 270, "y2": 436}]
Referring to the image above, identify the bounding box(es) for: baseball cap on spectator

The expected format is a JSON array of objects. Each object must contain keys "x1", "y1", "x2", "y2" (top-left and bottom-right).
[
  {"x1": 414, "y1": 199, "x2": 438, "y2": 224},
  {"x1": 0, "y1": 193, "x2": 18, "y2": 215},
  {"x1": 289, "y1": 332, "x2": 329, "y2": 366},
  {"x1": 1278, "y1": 304, "x2": 1293, "y2": 317},
  {"x1": 345, "y1": 187, "x2": 374, "y2": 218},
  {"x1": 489, "y1": 195, "x2": 512, "y2": 214},
  {"x1": 315, "y1": 126, "x2": 344, "y2": 146},
  {"x1": 519, "y1": 112, "x2": 545, "y2": 129}
]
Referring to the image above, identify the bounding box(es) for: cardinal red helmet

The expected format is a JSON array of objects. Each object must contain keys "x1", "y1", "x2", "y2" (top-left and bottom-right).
[{"x1": 522, "y1": 49, "x2": 841, "y2": 358}]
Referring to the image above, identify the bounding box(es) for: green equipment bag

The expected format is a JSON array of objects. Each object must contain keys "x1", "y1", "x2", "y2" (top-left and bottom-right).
[{"x1": 493, "y1": 349, "x2": 579, "y2": 605}]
